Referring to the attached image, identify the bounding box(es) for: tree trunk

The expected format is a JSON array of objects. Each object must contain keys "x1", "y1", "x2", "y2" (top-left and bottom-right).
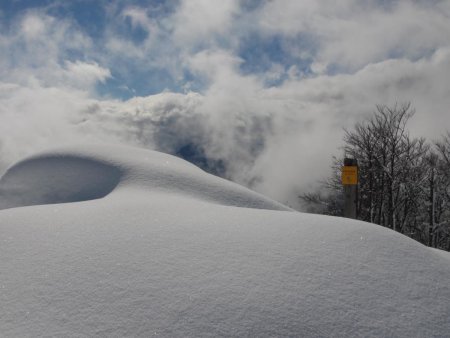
[{"x1": 429, "y1": 167, "x2": 435, "y2": 247}]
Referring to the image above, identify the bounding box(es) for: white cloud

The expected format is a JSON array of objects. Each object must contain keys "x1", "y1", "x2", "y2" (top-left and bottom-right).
[
  {"x1": 186, "y1": 49, "x2": 243, "y2": 83},
  {"x1": 1, "y1": 1, "x2": 450, "y2": 209},
  {"x1": 256, "y1": 0, "x2": 450, "y2": 72},
  {"x1": 105, "y1": 36, "x2": 145, "y2": 59},
  {"x1": 63, "y1": 61, "x2": 111, "y2": 88},
  {"x1": 20, "y1": 13, "x2": 47, "y2": 39},
  {"x1": 122, "y1": 7, "x2": 153, "y2": 31},
  {"x1": 0, "y1": 83, "x2": 105, "y2": 171},
  {"x1": 172, "y1": 0, "x2": 240, "y2": 47},
  {"x1": 0, "y1": 11, "x2": 93, "y2": 87}
]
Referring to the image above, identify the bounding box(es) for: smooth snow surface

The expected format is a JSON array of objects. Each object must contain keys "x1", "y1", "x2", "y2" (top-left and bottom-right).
[
  {"x1": 0, "y1": 145, "x2": 288, "y2": 211},
  {"x1": 0, "y1": 145, "x2": 449, "y2": 337}
]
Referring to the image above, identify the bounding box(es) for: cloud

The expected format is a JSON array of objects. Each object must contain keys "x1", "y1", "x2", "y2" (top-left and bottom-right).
[
  {"x1": 256, "y1": 0, "x2": 450, "y2": 73},
  {"x1": 1, "y1": 1, "x2": 450, "y2": 209},
  {"x1": 0, "y1": 11, "x2": 93, "y2": 87},
  {"x1": 172, "y1": 0, "x2": 240, "y2": 48},
  {"x1": 122, "y1": 7, "x2": 153, "y2": 31},
  {"x1": 63, "y1": 61, "x2": 111, "y2": 88},
  {"x1": 20, "y1": 12, "x2": 47, "y2": 39}
]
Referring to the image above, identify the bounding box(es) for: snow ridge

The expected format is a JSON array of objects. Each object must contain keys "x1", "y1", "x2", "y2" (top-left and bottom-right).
[{"x1": 0, "y1": 144, "x2": 289, "y2": 211}]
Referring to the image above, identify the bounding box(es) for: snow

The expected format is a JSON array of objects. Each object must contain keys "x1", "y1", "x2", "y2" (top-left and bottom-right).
[
  {"x1": 0, "y1": 145, "x2": 288, "y2": 212},
  {"x1": 0, "y1": 145, "x2": 449, "y2": 337}
]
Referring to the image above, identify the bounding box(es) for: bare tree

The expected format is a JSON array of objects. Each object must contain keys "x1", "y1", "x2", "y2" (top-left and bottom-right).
[
  {"x1": 302, "y1": 103, "x2": 450, "y2": 251},
  {"x1": 434, "y1": 133, "x2": 450, "y2": 249},
  {"x1": 343, "y1": 103, "x2": 426, "y2": 232}
]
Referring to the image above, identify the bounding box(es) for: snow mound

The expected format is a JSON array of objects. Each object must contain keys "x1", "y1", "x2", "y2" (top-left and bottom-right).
[
  {"x1": 1, "y1": 144, "x2": 449, "y2": 337},
  {"x1": 0, "y1": 145, "x2": 289, "y2": 211}
]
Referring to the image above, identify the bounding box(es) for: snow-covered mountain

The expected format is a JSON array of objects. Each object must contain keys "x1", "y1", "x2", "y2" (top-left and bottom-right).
[{"x1": 0, "y1": 145, "x2": 449, "y2": 337}]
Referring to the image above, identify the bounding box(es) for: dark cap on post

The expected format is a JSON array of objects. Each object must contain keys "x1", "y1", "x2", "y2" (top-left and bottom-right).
[{"x1": 344, "y1": 158, "x2": 358, "y2": 166}]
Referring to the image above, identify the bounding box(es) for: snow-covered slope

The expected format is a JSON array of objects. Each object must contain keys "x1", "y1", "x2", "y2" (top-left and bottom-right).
[{"x1": 0, "y1": 145, "x2": 449, "y2": 337}]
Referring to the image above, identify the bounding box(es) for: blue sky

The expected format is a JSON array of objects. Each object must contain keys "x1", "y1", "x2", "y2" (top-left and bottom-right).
[
  {"x1": 1, "y1": 0, "x2": 321, "y2": 98},
  {"x1": 2, "y1": 0, "x2": 178, "y2": 97},
  {"x1": 1, "y1": 0, "x2": 450, "y2": 207}
]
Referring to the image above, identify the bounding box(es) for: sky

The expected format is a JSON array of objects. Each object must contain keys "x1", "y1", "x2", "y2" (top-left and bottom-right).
[{"x1": 1, "y1": 0, "x2": 450, "y2": 208}]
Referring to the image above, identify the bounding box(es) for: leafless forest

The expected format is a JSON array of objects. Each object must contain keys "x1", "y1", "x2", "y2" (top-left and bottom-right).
[{"x1": 302, "y1": 103, "x2": 450, "y2": 251}]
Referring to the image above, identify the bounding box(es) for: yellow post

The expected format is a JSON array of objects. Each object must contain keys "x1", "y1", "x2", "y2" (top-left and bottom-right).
[{"x1": 342, "y1": 158, "x2": 358, "y2": 219}]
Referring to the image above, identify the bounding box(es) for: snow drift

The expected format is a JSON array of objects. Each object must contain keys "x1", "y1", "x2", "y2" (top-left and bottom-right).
[
  {"x1": 0, "y1": 144, "x2": 449, "y2": 337},
  {"x1": 0, "y1": 145, "x2": 288, "y2": 211}
]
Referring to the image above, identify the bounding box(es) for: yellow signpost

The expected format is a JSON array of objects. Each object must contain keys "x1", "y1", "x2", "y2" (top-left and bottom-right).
[
  {"x1": 342, "y1": 158, "x2": 358, "y2": 219},
  {"x1": 341, "y1": 166, "x2": 358, "y2": 185}
]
